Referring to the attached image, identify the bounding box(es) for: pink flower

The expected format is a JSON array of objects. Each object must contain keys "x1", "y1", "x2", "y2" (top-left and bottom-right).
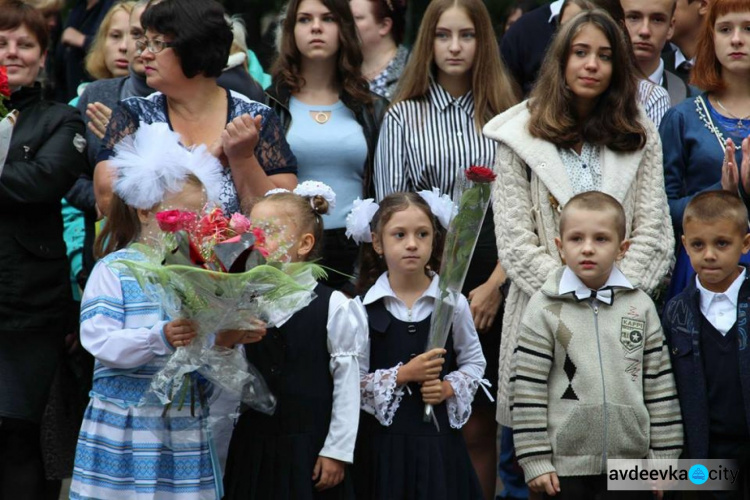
[
  {"x1": 465, "y1": 165, "x2": 496, "y2": 184},
  {"x1": 229, "y1": 213, "x2": 252, "y2": 234},
  {"x1": 156, "y1": 210, "x2": 196, "y2": 233}
]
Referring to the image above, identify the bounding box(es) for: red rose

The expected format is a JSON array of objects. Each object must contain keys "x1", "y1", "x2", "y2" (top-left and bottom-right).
[
  {"x1": 178, "y1": 211, "x2": 198, "y2": 230},
  {"x1": 465, "y1": 165, "x2": 496, "y2": 184},
  {"x1": 0, "y1": 67, "x2": 9, "y2": 99},
  {"x1": 156, "y1": 210, "x2": 186, "y2": 232}
]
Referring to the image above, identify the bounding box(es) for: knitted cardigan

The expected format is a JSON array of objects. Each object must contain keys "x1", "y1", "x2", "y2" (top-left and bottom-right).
[
  {"x1": 511, "y1": 267, "x2": 683, "y2": 481},
  {"x1": 483, "y1": 100, "x2": 674, "y2": 425}
]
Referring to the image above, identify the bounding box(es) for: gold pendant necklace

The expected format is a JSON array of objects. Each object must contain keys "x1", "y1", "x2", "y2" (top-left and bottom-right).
[
  {"x1": 311, "y1": 111, "x2": 331, "y2": 125},
  {"x1": 716, "y1": 99, "x2": 750, "y2": 129}
]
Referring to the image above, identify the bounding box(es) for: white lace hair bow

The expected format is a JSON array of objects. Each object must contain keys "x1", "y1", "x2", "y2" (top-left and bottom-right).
[
  {"x1": 264, "y1": 181, "x2": 337, "y2": 212},
  {"x1": 345, "y1": 188, "x2": 455, "y2": 245},
  {"x1": 417, "y1": 187, "x2": 457, "y2": 229},
  {"x1": 345, "y1": 198, "x2": 380, "y2": 244},
  {"x1": 111, "y1": 122, "x2": 224, "y2": 209}
]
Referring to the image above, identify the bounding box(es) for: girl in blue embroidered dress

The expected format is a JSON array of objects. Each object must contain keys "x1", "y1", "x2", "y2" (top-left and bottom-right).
[{"x1": 70, "y1": 125, "x2": 259, "y2": 500}]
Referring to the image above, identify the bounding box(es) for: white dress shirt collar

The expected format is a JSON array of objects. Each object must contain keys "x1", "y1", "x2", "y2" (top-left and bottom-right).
[
  {"x1": 363, "y1": 272, "x2": 440, "y2": 305},
  {"x1": 559, "y1": 266, "x2": 634, "y2": 303},
  {"x1": 696, "y1": 269, "x2": 745, "y2": 335},
  {"x1": 649, "y1": 58, "x2": 666, "y2": 87},
  {"x1": 696, "y1": 269, "x2": 745, "y2": 309},
  {"x1": 673, "y1": 45, "x2": 695, "y2": 69},
  {"x1": 548, "y1": 0, "x2": 565, "y2": 23}
]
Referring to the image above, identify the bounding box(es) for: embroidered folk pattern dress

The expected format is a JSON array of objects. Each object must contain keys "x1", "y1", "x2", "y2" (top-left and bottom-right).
[{"x1": 70, "y1": 249, "x2": 220, "y2": 500}]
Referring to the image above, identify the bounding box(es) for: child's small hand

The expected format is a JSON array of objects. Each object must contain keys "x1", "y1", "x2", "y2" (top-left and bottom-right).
[
  {"x1": 528, "y1": 472, "x2": 560, "y2": 496},
  {"x1": 215, "y1": 323, "x2": 267, "y2": 348},
  {"x1": 396, "y1": 348, "x2": 446, "y2": 385},
  {"x1": 420, "y1": 379, "x2": 454, "y2": 405},
  {"x1": 312, "y1": 456, "x2": 345, "y2": 491},
  {"x1": 164, "y1": 319, "x2": 197, "y2": 348}
]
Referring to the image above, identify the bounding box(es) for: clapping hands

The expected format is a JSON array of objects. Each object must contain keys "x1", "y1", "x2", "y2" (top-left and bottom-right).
[
  {"x1": 720, "y1": 137, "x2": 750, "y2": 195},
  {"x1": 210, "y1": 113, "x2": 262, "y2": 168}
]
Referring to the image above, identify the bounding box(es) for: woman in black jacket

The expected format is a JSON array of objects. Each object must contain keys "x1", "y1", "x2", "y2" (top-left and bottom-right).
[
  {"x1": 0, "y1": 2, "x2": 86, "y2": 497},
  {"x1": 266, "y1": 0, "x2": 387, "y2": 293}
]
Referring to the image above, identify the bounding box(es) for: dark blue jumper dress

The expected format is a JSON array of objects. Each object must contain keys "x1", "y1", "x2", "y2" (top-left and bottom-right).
[
  {"x1": 353, "y1": 299, "x2": 482, "y2": 500},
  {"x1": 223, "y1": 284, "x2": 354, "y2": 500}
]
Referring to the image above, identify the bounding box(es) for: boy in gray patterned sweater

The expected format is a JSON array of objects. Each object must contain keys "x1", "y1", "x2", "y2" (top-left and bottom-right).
[{"x1": 509, "y1": 191, "x2": 683, "y2": 499}]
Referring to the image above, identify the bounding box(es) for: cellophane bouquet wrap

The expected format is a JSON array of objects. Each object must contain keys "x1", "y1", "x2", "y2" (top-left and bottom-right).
[
  {"x1": 112, "y1": 207, "x2": 325, "y2": 416},
  {"x1": 423, "y1": 166, "x2": 496, "y2": 421},
  {"x1": 0, "y1": 66, "x2": 18, "y2": 180}
]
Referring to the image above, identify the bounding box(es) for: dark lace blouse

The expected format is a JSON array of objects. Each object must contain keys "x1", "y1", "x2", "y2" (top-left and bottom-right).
[{"x1": 97, "y1": 88, "x2": 297, "y2": 214}]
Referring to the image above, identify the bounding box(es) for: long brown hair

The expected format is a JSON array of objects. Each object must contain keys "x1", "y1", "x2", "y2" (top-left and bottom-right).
[
  {"x1": 357, "y1": 192, "x2": 444, "y2": 293},
  {"x1": 691, "y1": 0, "x2": 750, "y2": 93},
  {"x1": 527, "y1": 9, "x2": 646, "y2": 152},
  {"x1": 392, "y1": 0, "x2": 518, "y2": 130},
  {"x1": 272, "y1": 0, "x2": 371, "y2": 103},
  {"x1": 94, "y1": 194, "x2": 142, "y2": 259}
]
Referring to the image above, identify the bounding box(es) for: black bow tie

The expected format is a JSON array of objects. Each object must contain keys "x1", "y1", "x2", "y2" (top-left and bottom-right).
[{"x1": 573, "y1": 286, "x2": 615, "y2": 305}]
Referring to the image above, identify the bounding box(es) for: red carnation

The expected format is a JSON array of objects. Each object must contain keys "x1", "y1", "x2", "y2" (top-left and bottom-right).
[
  {"x1": 197, "y1": 207, "x2": 229, "y2": 238},
  {"x1": 465, "y1": 165, "x2": 496, "y2": 184},
  {"x1": 0, "y1": 67, "x2": 9, "y2": 99}
]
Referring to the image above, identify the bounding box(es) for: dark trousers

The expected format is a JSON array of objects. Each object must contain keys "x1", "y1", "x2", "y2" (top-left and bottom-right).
[
  {"x1": 544, "y1": 474, "x2": 654, "y2": 500},
  {"x1": 700, "y1": 437, "x2": 750, "y2": 500},
  {"x1": 0, "y1": 417, "x2": 45, "y2": 500}
]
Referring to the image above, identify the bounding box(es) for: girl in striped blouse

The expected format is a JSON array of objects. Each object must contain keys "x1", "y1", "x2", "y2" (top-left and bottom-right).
[{"x1": 372, "y1": 0, "x2": 518, "y2": 496}]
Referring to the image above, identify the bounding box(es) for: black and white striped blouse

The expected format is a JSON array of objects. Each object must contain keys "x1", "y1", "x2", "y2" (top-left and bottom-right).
[{"x1": 374, "y1": 81, "x2": 497, "y2": 201}]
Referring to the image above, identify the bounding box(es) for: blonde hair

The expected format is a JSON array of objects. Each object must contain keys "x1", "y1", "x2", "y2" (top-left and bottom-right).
[{"x1": 85, "y1": 1, "x2": 135, "y2": 80}]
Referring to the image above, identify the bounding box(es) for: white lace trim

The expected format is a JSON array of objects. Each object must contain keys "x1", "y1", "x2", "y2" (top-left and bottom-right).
[
  {"x1": 330, "y1": 351, "x2": 360, "y2": 358},
  {"x1": 360, "y1": 362, "x2": 405, "y2": 426},
  {"x1": 444, "y1": 372, "x2": 492, "y2": 429}
]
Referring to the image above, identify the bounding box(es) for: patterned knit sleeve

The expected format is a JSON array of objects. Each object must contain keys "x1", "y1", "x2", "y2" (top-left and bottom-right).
[
  {"x1": 642, "y1": 304, "x2": 684, "y2": 459},
  {"x1": 80, "y1": 260, "x2": 171, "y2": 369},
  {"x1": 618, "y1": 119, "x2": 675, "y2": 295},
  {"x1": 492, "y1": 143, "x2": 560, "y2": 298},
  {"x1": 510, "y1": 300, "x2": 556, "y2": 482}
]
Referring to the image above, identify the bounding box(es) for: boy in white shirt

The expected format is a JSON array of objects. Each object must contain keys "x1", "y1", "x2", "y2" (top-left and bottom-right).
[{"x1": 663, "y1": 190, "x2": 750, "y2": 499}]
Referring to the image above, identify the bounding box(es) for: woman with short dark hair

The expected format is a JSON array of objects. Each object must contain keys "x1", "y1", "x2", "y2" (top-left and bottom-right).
[{"x1": 93, "y1": 0, "x2": 297, "y2": 218}]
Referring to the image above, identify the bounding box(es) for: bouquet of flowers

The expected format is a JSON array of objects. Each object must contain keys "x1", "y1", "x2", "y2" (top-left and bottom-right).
[
  {"x1": 0, "y1": 66, "x2": 18, "y2": 180},
  {"x1": 114, "y1": 205, "x2": 325, "y2": 415},
  {"x1": 423, "y1": 165, "x2": 496, "y2": 422}
]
